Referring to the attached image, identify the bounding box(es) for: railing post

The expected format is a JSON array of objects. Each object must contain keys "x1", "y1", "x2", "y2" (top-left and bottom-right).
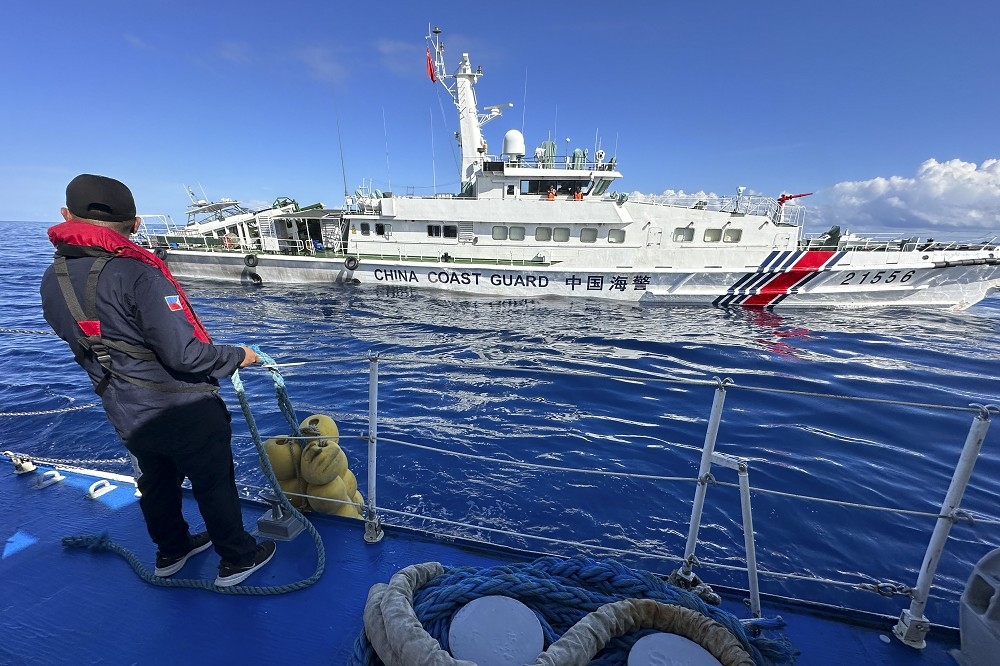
[
  {"x1": 736, "y1": 459, "x2": 760, "y2": 618},
  {"x1": 710, "y1": 452, "x2": 760, "y2": 617},
  {"x1": 364, "y1": 351, "x2": 384, "y2": 544},
  {"x1": 679, "y1": 377, "x2": 732, "y2": 578},
  {"x1": 893, "y1": 404, "x2": 995, "y2": 648}
]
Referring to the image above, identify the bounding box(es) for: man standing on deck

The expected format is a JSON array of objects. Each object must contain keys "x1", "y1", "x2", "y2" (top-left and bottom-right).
[{"x1": 40, "y1": 174, "x2": 275, "y2": 587}]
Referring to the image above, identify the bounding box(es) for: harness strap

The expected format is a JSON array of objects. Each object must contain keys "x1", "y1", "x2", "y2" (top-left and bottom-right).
[{"x1": 52, "y1": 254, "x2": 217, "y2": 396}]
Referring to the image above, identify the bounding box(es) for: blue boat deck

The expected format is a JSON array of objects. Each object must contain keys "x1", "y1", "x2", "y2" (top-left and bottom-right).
[{"x1": 2, "y1": 462, "x2": 963, "y2": 665}]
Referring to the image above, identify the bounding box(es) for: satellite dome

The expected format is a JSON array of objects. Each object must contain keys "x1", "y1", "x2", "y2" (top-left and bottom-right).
[{"x1": 502, "y1": 129, "x2": 526, "y2": 158}]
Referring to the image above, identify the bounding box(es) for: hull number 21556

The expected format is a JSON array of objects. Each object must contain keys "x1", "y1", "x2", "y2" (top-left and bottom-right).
[{"x1": 840, "y1": 269, "x2": 916, "y2": 286}]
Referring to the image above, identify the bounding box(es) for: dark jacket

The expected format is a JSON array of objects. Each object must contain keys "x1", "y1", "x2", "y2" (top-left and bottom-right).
[{"x1": 41, "y1": 252, "x2": 244, "y2": 441}]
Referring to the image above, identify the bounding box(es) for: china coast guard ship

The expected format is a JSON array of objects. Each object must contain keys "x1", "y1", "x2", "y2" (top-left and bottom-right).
[{"x1": 139, "y1": 28, "x2": 1000, "y2": 310}]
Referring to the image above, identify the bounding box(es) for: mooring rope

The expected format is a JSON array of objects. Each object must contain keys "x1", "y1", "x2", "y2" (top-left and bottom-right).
[
  {"x1": 62, "y1": 345, "x2": 326, "y2": 595},
  {"x1": 350, "y1": 555, "x2": 796, "y2": 666}
]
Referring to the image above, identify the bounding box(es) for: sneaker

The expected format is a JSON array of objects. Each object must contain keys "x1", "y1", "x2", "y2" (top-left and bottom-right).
[
  {"x1": 214, "y1": 541, "x2": 276, "y2": 587},
  {"x1": 154, "y1": 532, "x2": 213, "y2": 577}
]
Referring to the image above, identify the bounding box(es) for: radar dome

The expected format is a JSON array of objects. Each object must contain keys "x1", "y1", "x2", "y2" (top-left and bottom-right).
[{"x1": 502, "y1": 129, "x2": 526, "y2": 158}]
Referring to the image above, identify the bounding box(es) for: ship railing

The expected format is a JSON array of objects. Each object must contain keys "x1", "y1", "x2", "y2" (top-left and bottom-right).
[
  {"x1": 134, "y1": 214, "x2": 185, "y2": 244},
  {"x1": 629, "y1": 193, "x2": 802, "y2": 222},
  {"x1": 134, "y1": 215, "x2": 247, "y2": 253},
  {"x1": 4, "y1": 344, "x2": 997, "y2": 640},
  {"x1": 264, "y1": 238, "x2": 307, "y2": 254},
  {"x1": 233, "y1": 354, "x2": 998, "y2": 642},
  {"x1": 346, "y1": 239, "x2": 551, "y2": 266},
  {"x1": 489, "y1": 155, "x2": 621, "y2": 172},
  {"x1": 801, "y1": 232, "x2": 1000, "y2": 253}
]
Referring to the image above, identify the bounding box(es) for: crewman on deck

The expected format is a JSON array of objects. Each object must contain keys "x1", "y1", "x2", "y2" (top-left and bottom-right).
[
  {"x1": 547, "y1": 186, "x2": 556, "y2": 201},
  {"x1": 40, "y1": 174, "x2": 276, "y2": 587}
]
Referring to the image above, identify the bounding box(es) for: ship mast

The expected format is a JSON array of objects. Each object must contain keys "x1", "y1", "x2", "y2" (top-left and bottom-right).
[{"x1": 427, "y1": 26, "x2": 509, "y2": 195}]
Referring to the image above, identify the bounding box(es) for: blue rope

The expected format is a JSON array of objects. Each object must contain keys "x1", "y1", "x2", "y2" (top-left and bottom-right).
[
  {"x1": 63, "y1": 347, "x2": 326, "y2": 595},
  {"x1": 350, "y1": 556, "x2": 797, "y2": 665},
  {"x1": 246, "y1": 344, "x2": 302, "y2": 438}
]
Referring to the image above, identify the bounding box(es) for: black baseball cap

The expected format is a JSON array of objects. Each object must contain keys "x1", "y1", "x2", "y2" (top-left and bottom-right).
[{"x1": 65, "y1": 174, "x2": 137, "y2": 223}]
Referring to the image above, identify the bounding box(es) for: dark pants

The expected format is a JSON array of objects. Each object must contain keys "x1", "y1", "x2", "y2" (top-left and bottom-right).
[{"x1": 122, "y1": 395, "x2": 257, "y2": 565}]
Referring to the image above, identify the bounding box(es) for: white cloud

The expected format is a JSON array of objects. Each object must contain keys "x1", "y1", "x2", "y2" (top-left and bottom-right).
[
  {"x1": 375, "y1": 39, "x2": 417, "y2": 78},
  {"x1": 219, "y1": 42, "x2": 252, "y2": 64},
  {"x1": 124, "y1": 34, "x2": 149, "y2": 50},
  {"x1": 295, "y1": 47, "x2": 347, "y2": 85},
  {"x1": 816, "y1": 158, "x2": 1000, "y2": 236}
]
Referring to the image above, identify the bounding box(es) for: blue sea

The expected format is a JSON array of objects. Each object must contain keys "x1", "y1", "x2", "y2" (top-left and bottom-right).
[{"x1": 4, "y1": 219, "x2": 1000, "y2": 627}]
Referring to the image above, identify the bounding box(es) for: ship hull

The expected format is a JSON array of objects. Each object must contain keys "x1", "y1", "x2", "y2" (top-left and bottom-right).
[{"x1": 163, "y1": 249, "x2": 1000, "y2": 310}]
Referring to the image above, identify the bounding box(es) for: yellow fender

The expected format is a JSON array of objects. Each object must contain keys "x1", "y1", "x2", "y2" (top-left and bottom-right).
[
  {"x1": 341, "y1": 467, "x2": 358, "y2": 498},
  {"x1": 306, "y1": 476, "x2": 350, "y2": 514},
  {"x1": 300, "y1": 439, "x2": 348, "y2": 485},
  {"x1": 278, "y1": 477, "x2": 309, "y2": 510},
  {"x1": 299, "y1": 414, "x2": 339, "y2": 442},
  {"x1": 262, "y1": 436, "x2": 301, "y2": 481}
]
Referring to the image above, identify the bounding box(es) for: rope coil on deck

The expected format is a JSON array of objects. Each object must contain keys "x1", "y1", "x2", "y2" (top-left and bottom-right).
[
  {"x1": 351, "y1": 556, "x2": 795, "y2": 666},
  {"x1": 62, "y1": 345, "x2": 326, "y2": 595}
]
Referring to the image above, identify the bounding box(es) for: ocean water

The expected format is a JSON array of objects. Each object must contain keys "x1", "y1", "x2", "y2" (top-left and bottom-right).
[{"x1": 3, "y1": 220, "x2": 1000, "y2": 626}]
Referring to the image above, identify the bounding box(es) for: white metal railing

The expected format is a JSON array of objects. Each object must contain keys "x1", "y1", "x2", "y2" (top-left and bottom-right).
[
  {"x1": 489, "y1": 155, "x2": 620, "y2": 173},
  {"x1": 341, "y1": 356, "x2": 996, "y2": 646},
  {"x1": 7, "y1": 346, "x2": 997, "y2": 643}
]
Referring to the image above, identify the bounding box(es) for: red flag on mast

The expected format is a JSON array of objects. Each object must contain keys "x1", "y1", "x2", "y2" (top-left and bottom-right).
[{"x1": 426, "y1": 48, "x2": 436, "y2": 83}]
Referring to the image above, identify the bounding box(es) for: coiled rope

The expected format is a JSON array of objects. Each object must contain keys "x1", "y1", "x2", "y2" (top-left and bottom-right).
[
  {"x1": 62, "y1": 345, "x2": 326, "y2": 595},
  {"x1": 350, "y1": 556, "x2": 796, "y2": 666}
]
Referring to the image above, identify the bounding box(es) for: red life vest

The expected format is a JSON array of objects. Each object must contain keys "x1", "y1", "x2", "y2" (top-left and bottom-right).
[{"x1": 47, "y1": 221, "x2": 212, "y2": 343}]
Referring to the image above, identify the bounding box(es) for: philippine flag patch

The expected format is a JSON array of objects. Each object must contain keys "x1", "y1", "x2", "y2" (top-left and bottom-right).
[{"x1": 164, "y1": 295, "x2": 183, "y2": 312}]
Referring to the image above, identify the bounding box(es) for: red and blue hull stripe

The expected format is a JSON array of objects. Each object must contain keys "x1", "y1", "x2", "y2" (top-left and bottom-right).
[{"x1": 713, "y1": 250, "x2": 845, "y2": 307}]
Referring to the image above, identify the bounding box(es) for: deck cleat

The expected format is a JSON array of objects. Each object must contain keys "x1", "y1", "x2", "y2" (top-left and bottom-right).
[{"x1": 256, "y1": 490, "x2": 307, "y2": 540}]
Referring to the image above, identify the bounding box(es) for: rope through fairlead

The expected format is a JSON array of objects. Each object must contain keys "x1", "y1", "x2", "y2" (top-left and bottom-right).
[{"x1": 62, "y1": 345, "x2": 326, "y2": 595}]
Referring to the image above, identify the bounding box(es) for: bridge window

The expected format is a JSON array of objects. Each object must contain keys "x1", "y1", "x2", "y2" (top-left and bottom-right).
[
  {"x1": 360, "y1": 223, "x2": 371, "y2": 236},
  {"x1": 723, "y1": 228, "x2": 742, "y2": 243},
  {"x1": 580, "y1": 228, "x2": 598, "y2": 243},
  {"x1": 492, "y1": 226, "x2": 508, "y2": 240},
  {"x1": 674, "y1": 227, "x2": 694, "y2": 242},
  {"x1": 427, "y1": 225, "x2": 442, "y2": 237},
  {"x1": 520, "y1": 180, "x2": 591, "y2": 195},
  {"x1": 608, "y1": 229, "x2": 626, "y2": 244},
  {"x1": 553, "y1": 227, "x2": 570, "y2": 242},
  {"x1": 443, "y1": 225, "x2": 458, "y2": 238},
  {"x1": 536, "y1": 227, "x2": 552, "y2": 242},
  {"x1": 375, "y1": 223, "x2": 389, "y2": 236},
  {"x1": 509, "y1": 226, "x2": 526, "y2": 241},
  {"x1": 704, "y1": 229, "x2": 722, "y2": 242}
]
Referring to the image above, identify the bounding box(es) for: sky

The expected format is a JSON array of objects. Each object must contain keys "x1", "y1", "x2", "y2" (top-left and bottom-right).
[{"x1": 2, "y1": 1, "x2": 999, "y2": 236}]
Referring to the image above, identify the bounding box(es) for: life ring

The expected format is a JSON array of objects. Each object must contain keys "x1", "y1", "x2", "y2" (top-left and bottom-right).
[
  {"x1": 244, "y1": 254, "x2": 258, "y2": 268},
  {"x1": 345, "y1": 256, "x2": 359, "y2": 271},
  {"x1": 153, "y1": 248, "x2": 167, "y2": 260}
]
